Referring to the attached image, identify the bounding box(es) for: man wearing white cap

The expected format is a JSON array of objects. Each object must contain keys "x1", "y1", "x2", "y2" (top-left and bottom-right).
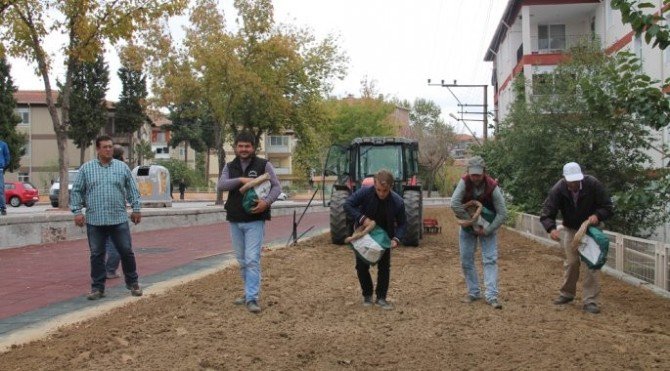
[
  {"x1": 540, "y1": 162, "x2": 613, "y2": 314},
  {"x1": 451, "y1": 156, "x2": 507, "y2": 309}
]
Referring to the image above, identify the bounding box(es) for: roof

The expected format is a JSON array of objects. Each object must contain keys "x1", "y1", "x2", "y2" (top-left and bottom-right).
[
  {"x1": 455, "y1": 134, "x2": 477, "y2": 142},
  {"x1": 147, "y1": 110, "x2": 172, "y2": 127},
  {"x1": 14, "y1": 90, "x2": 115, "y2": 108},
  {"x1": 14, "y1": 90, "x2": 59, "y2": 105},
  {"x1": 484, "y1": 0, "x2": 522, "y2": 62}
]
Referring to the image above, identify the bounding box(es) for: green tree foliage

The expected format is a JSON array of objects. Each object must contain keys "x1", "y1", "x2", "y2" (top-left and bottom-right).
[
  {"x1": 0, "y1": 57, "x2": 26, "y2": 172},
  {"x1": 478, "y1": 42, "x2": 670, "y2": 237},
  {"x1": 611, "y1": 0, "x2": 670, "y2": 51},
  {"x1": 323, "y1": 97, "x2": 396, "y2": 145},
  {"x1": 61, "y1": 55, "x2": 109, "y2": 165}
]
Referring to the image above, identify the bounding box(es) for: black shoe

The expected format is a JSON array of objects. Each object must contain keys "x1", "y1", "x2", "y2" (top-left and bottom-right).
[
  {"x1": 362, "y1": 296, "x2": 373, "y2": 307},
  {"x1": 0, "y1": 209, "x2": 6, "y2": 216},
  {"x1": 126, "y1": 283, "x2": 143, "y2": 297},
  {"x1": 87, "y1": 290, "x2": 105, "y2": 300},
  {"x1": 246, "y1": 300, "x2": 261, "y2": 313},
  {"x1": 583, "y1": 303, "x2": 601, "y2": 314},
  {"x1": 375, "y1": 298, "x2": 393, "y2": 310},
  {"x1": 553, "y1": 295, "x2": 574, "y2": 305},
  {"x1": 488, "y1": 299, "x2": 503, "y2": 309}
]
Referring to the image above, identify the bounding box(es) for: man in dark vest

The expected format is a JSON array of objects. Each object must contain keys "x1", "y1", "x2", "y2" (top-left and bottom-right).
[
  {"x1": 451, "y1": 156, "x2": 507, "y2": 309},
  {"x1": 217, "y1": 131, "x2": 282, "y2": 313}
]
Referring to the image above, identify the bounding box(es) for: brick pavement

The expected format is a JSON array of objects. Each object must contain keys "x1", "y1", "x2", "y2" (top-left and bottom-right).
[{"x1": 0, "y1": 211, "x2": 329, "y2": 327}]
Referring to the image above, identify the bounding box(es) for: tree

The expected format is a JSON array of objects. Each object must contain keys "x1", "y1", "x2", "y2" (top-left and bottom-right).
[
  {"x1": 323, "y1": 96, "x2": 396, "y2": 145},
  {"x1": 115, "y1": 66, "x2": 148, "y2": 166},
  {"x1": 406, "y1": 98, "x2": 456, "y2": 197},
  {"x1": 0, "y1": 57, "x2": 26, "y2": 172},
  {"x1": 62, "y1": 55, "x2": 109, "y2": 165},
  {"x1": 0, "y1": 0, "x2": 187, "y2": 209},
  {"x1": 478, "y1": 42, "x2": 670, "y2": 237},
  {"x1": 142, "y1": 0, "x2": 346, "y2": 204}
]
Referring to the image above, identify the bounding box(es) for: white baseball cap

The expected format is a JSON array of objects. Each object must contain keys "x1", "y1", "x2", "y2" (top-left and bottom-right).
[{"x1": 563, "y1": 162, "x2": 584, "y2": 182}]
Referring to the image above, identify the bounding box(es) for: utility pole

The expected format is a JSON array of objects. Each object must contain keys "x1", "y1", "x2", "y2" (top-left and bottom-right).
[{"x1": 428, "y1": 79, "x2": 490, "y2": 141}]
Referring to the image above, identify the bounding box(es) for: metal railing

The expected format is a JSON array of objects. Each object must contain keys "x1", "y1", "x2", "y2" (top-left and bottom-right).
[{"x1": 514, "y1": 213, "x2": 670, "y2": 293}]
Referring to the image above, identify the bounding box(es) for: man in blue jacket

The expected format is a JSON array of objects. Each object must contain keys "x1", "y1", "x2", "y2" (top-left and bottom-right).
[
  {"x1": 344, "y1": 169, "x2": 407, "y2": 310},
  {"x1": 0, "y1": 139, "x2": 10, "y2": 216}
]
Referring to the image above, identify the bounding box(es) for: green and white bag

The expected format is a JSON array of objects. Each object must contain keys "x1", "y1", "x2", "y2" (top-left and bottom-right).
[
  {"x1": 349, "y1": 225, "x2": 391, "y2": 265},
  {"x1": 242, "y1": 179, "x2": 271, "y2": 214},
  {"x1": 577, "y1": 227, "x2": 610, "y2": 270},
  {"x1": 463, "y1": 206, "x2": 496, "y2": 234}
]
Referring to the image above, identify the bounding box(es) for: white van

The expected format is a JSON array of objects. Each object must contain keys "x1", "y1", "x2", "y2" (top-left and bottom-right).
[{"x1": 49, "y1": 170, "x2": 79, "y2": 207}]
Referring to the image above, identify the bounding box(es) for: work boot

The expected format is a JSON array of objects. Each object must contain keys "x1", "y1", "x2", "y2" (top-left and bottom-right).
[
  {"x1": 362, "y1": 296, "x2": 373, "y2": 307},
  {"x1": 583, "y1": 303, "x2": 601, "y2": 314},
  {"x1": 488, "y1": 298, "x2": 503, "y2": 309},
  {"x1": 87, "y1": 290, "x2": 105, "y2": 300},
  {"x1": 0, "y1": 209, "x2": 6, "y2": 216},
  {"x1": 553, "y1": 295, "x2": 574, "y2": 305},
  {"x1": 375, "y1": 298, "x2": 393, "y2": 310},
  {"x1": 246, "y1": 300, "x2": 261, "y2": 313},
  {"x1": 126, "y1": 282, "x2": 143, "y2": 297}
]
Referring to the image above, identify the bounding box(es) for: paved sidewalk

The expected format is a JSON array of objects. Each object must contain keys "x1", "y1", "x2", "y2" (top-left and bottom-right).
[{"x1": 0, "y1": 211, "x2": 329, "y2": 339}]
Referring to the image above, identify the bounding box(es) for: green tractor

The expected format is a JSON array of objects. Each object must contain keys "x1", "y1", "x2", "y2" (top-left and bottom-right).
[{"x1": 322, "y1": 137, "x2": 423, "y2": 246}]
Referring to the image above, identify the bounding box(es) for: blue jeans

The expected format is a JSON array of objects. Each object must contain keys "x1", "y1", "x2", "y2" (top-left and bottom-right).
[
  {"x1": 86, "y1": 222, "x2": 139, "y2": 292},
  {"x1": 230, "y1": 220, "x2": 265, "y2": 302},
  {"x1": 459, "y1": 228, "x2": 499, "y2": 302},
  {"x1": 0, "y1": 169, "x2": 5, "y2": 210},
  {"x1": 105, "y1": 237, "x2": 121, "y2": 275}
]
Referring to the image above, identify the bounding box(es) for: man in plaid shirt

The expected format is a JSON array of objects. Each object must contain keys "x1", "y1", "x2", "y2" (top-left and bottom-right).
[{"x1": 71, "y1": 135, "x2": 143, "y2": 300}]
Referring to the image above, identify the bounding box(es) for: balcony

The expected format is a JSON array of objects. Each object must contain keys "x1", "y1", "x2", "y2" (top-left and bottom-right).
[{"x1": 530, "y1": 34, "x2": 598, "y2": 55}]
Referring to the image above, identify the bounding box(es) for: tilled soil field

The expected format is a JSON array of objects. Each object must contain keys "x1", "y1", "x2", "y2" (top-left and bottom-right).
[{"x1": 1, "y1": 208, "x2": 669, "y2": 370}]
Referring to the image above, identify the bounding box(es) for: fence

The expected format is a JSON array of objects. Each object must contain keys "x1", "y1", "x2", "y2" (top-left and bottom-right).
[{"x1": 514, "y1": 213, "x2": 670, "y2": 293}]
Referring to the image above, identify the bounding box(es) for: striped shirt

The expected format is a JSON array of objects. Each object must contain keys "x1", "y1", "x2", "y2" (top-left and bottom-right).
[{"x1": 70, "y1": 159, "x2": 141, "y2": 226}]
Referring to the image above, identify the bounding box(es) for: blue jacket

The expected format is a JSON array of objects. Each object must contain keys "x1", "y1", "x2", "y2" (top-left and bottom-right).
[
  {"x1": 343, "y1": 186, "x2": 407, "y2": 243},
  {"x1": 0, "y1": 140, "x2": 9, "y2": 170}
]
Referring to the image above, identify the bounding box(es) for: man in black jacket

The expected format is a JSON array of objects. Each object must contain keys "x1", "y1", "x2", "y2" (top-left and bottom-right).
[
  {"x1": 344, "y1": 169, "x2": 407, "y2": 310},
  {"x1": 217, "y1": 131, "x2": 282, "y2": 313},
  {"x1": 540, "y1": 162, "x2": 613, "y2": 314}
]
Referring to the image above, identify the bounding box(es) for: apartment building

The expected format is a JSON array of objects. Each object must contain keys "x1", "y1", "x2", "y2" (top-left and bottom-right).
[{"x1": 485, "y1": 0, "x2": 669, "y2": 169}]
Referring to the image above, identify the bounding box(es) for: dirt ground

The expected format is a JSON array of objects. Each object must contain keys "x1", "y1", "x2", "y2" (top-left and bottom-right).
[{"x1": 1, "y1": 208, "x2": 669, "y2": 370}]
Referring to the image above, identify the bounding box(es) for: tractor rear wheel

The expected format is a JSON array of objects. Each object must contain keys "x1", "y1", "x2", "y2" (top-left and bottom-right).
[
  {"x1": 330, "y1": 189, "x2": 351, "y2": 244},
  {"x1": 403, "y1": 190, "x2": 422, "y2": 246}
]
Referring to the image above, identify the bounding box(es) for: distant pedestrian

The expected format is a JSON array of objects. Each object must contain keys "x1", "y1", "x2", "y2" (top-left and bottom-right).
[
  {"x1": 0, "y1": 139, "x2": 9, "y2": 216},
  {"x1": 343, "y1": 169, "x2": 407, "y2": 310},
  {"x1": 178, "y1": 179, "x2": 186, "y2": 200},
  {"x1": 540, "y1": 162, "x2": 613, "y2": 314},
  {"x1": 104, "y1": 145, "x2": 126, "y2": 279},
  {"x1": 217, "y1": 131, "x2": 282, "y2": 313},
  {"x1": 451, "y1": 156, "x2": 507, "y2": 309},
  {"x1": 71, "y1": 135, "x2": 143, "y2": 300}
]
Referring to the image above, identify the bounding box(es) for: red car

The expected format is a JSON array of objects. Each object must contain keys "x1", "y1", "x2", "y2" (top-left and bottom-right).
[{"x1": 4, "y1": 182, "x2": 39, "y2": 207}]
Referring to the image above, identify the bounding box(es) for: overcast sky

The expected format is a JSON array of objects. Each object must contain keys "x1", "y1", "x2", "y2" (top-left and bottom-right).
[{"x1": 10, "y1": 0, "x2": 507, "y2": 136}]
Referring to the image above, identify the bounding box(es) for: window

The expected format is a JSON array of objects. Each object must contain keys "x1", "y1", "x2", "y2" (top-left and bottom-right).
[
  {"x1": 269, "y1": 136, "x2": 289, "y2": 146},
  {"x1": 22, "y1": 142, "x2": 31, "y2": 158},
  {"x1": 179, "y1": 148, "x2": 185, "y2": 156},
  {"x1": 538, "y1": 24, "x2": 566, "y2": 51},
  {"x1": 15, "y1": 108, "x2": 30, "y2": 125},
  {"x1": 18, "y1": 172, "x2": 30, "y2": 183},
  {"x1": 156, "y1": 132, "x2": 166, "y2": 143}
]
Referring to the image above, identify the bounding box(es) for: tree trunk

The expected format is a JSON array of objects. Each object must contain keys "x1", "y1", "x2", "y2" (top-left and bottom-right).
[
  {"x1": 215, "y1": 123, "x2": 225, "y2": 205},
  {"x1": 206, "y1": 148, "x2": 211, "y2": 190},
  {"x1": 80, "y1": 147, "x2": 85, "y2": 166}
]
